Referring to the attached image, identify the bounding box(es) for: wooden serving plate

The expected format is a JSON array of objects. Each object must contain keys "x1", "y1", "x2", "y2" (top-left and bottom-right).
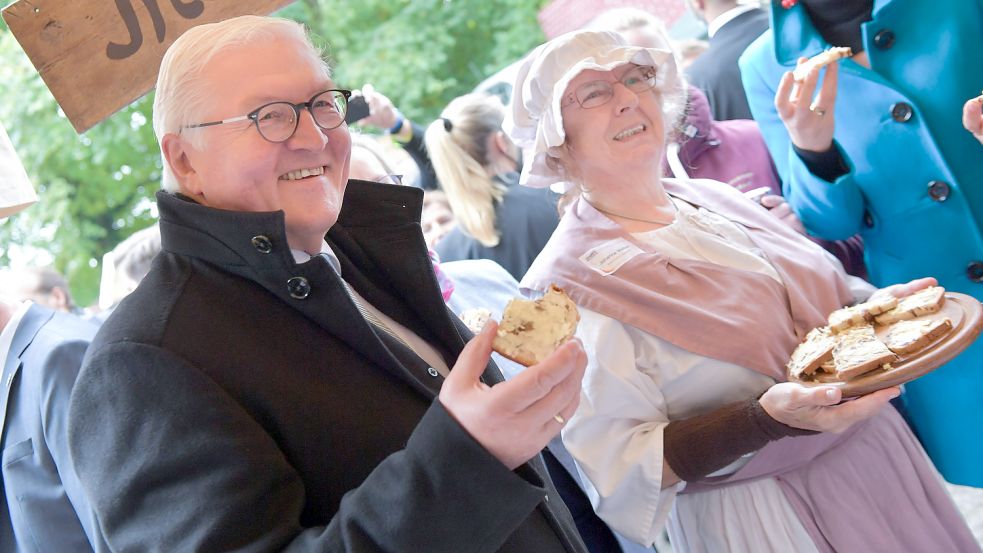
[{"x1": 788, "y1": 293, "x2": 983, "y2": 397}]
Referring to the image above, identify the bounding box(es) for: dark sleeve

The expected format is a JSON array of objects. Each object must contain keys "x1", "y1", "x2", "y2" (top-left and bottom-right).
[
  {"x1": 663, "y1": 399, "x2": 818, "y2": 482},
  {"x1": 809, "y1": 234, "x2": 868, "y2": 279},
  {"x1": 793, "y1": 143, "x2": 850, "y2": 183},
  {"x1": 69, "y1": 343, "x2": 547, "y2": 553},
  {"x1": 402, "y1": 122, "x2": 439, "y2": 190}
]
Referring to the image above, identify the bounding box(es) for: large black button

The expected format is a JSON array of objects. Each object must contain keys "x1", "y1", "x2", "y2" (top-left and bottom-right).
[
  {"x1": 863, "y1": 211, "x2": 875, "y2": 228},
  {"x1": 873, "y1": 29, "x2": 895, "y2": 50},
  {"x1": 969, "y1": 261, "x2": 983, "y2": 283},
  {"x1": 251, "y1": 235, "x2": 273, "y2": 254},
  {"x1": 927, "y1": 180, "x2": 950, "y2": 202},
  {"x1": 891, "y1": 102, "x2": 913, "y2": 122},
  {"x1": 287, "y1": 276, "x2": 311, "y2": 299}
]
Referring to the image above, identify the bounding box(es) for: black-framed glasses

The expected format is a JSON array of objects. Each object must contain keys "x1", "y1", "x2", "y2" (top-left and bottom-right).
[
  {"x1": 183, "y1": 89, "x2": 351, "y2": 143},
  {"x1": 562, "y1": 66, "x2": 660, "y2": 110}
]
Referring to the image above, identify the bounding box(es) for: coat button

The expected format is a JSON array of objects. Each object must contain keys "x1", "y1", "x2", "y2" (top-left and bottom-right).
[
  {"x1": 427, "y1": 367, "x2": 440, "y2": 378},
  {"x1": 927, "y1": 180, "x2": 950, "y2": 202},
  {"x1": 863, "y1": 211, "x2": 875, "y2": 228},
  {"x1": 873, "y1": 29, "x2": 895, "y2": 49},
  {"x1": 286, "y1": 276, "x2": 311, "y2": 299},
  {"x1": 251, "y1": 235, "x2": 273, "y2": 254},
  {"x1": 969, "y1": 261, "x2": 983, "y2": 283},
  {"x1": 891, "y1": 102, "x2": 913, "y2": 122}
]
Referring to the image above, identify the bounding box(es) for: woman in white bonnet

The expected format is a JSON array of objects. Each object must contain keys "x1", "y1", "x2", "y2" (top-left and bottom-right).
[{"x1": 507, "y1": 30, "x2": 978, "y2": 553}]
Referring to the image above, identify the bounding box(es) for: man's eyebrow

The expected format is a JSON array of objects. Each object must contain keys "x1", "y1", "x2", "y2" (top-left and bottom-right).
[
  {"x1": 240, "y1": 85, "x2": 334, "y2": 108},
  {"x1": 241, "y1": 94, "x2": 283, "y2": 108}
]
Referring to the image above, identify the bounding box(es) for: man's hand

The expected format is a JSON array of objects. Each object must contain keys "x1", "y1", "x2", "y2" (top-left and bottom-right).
[
  {"x1": 962, "y1": 94, "x2": 983, "y2": 146},
  {"x1": 439, "y1": 321, "x2": 587, "y2": 469},
  {"x1": 759, "y1": 194, "x2": 807, "y2": 235},
  {"x1": 759, "y1": 382, "x2": 898, "y2": 434},
  {"x1": 775, "y1": 58, "x2": 839, "y2": 153}
]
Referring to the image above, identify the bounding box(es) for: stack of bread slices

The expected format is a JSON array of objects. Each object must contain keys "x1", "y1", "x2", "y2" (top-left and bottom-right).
[{"x1": 788, "y1": 286, "x2": 953, "y2": 381}]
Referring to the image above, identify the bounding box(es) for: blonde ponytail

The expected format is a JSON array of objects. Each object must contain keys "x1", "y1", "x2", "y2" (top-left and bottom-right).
[{"x1": 424, "y1": 94, "x2": 508, "y2": 247}]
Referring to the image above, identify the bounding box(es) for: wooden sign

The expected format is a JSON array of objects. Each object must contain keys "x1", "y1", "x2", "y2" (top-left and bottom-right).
[
  {"x1": 2, "y1": 0, "x2": 296, "y2": 134},
  {"x1": 0, "y1": 120, "x2": 37, "y2": 218}
]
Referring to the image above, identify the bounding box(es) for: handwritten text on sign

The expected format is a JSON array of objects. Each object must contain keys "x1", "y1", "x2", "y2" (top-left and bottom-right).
[{"x1": 2, "y1": 0, "x2": 296, "y2": 133}]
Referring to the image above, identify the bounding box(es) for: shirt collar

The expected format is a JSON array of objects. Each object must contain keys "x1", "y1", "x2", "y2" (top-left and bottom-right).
[
  {"x1": 708, "y1": 4, "x2": 758, "y2": 38},
  {"x1": 290, "y1": 240, "x2": 341, "y2": 275}
]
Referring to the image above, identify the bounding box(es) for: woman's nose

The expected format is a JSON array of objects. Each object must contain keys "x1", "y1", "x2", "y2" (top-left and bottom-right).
[{"x1": 611, "y1": 83, "x2": 639, "y2": 113}]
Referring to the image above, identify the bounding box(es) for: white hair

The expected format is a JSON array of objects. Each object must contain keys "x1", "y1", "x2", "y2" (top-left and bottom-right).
[{"x1": 153, "y1": 16, "x2": 331, "y2": 193}]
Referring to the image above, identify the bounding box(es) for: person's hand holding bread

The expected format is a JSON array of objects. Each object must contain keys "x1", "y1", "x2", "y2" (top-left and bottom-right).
[
  {"x1": 439, "y1": 322, "x2": 586, "y2": 469},
  {"x1": 775, "y1": 51, "x2": 843, "y2": 153}
]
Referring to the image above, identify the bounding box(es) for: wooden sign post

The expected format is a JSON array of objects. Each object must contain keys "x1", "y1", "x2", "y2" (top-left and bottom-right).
[{"x1": 2, "y1": 0, "x2": 296, "y2": 134}]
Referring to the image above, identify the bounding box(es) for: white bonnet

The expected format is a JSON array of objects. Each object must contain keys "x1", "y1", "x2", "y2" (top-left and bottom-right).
[{"x1": 503, "y1": 30, "x2": 677, "y2": 192}]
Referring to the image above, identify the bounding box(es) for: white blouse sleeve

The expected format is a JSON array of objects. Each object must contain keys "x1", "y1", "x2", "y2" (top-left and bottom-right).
[{"x1": 561, "y1": 308, "x2": 679, "y2": 546}]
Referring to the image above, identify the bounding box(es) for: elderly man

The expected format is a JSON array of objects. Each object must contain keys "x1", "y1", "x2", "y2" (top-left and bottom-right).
[{"x1": 69, "y1": 15, "x2": 588, "y2": 553}]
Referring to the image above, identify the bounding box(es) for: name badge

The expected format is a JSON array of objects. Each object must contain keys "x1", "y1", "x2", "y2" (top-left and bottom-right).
[{"x1": 579, "y1": 238, "x2": 644, "y2": 276}]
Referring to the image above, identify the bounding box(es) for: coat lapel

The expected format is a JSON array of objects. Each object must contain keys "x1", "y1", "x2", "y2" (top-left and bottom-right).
[{"x1": 0, "y1": 304, "x2": 52, "y2": 438}]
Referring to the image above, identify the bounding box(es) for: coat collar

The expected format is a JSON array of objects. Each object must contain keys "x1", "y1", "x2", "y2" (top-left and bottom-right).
[
  {"x1": 0, "y1": 304, "x2": 54, "y2": 437},
  {"x1": 770, "y1": 0, "x2": 893, "y2": 65},
  {"x1": 156, "y1": 181, "x2": 493, "y2": 398}
]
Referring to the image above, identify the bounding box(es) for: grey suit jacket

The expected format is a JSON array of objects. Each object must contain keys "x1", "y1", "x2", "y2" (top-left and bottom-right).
[{"x1": 0, "y1": 304, "x2": 106, "y2": 552}]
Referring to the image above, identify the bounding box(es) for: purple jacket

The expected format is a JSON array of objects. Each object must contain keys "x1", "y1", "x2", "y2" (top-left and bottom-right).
[{"x1": 665, "y1": 86, "x2": 867, "y2": 278}]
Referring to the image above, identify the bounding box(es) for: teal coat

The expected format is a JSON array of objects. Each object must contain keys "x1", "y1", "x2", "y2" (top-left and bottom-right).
[{"x1": 740, "y1": 0, "x2": 983, "y2": 486}]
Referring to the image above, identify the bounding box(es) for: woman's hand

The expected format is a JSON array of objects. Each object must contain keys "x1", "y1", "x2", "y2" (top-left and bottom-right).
[
  {"x1": 356, "y1": 83, "x2": 400, "y2": 130},
  {"x1": 759, "y1": 382, "x2": 899, "y2": 434},
  {"x1": 866, "y1": 276, "x2": 938, "y2": 304},
  {"x1": 775, "y1": 58, "x2": 839, "y2": 152},
  {"x1": 962, "y1": 94, "x2": 983, "y2": 146},
  {"x1": 760, "y1": 194, "x2": 807, "y2": 235}
]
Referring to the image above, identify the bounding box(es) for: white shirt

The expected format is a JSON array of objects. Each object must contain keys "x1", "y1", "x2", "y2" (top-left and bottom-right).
[
  {"x1": 292, "y1": 243, "x2": 450, "y2": 376},
  {"x1": 707, "y1": 4, "x2": 759, "y2": 38},
  {"x1": 0, "y1": 300, "x2": 31, "y2": 387}
]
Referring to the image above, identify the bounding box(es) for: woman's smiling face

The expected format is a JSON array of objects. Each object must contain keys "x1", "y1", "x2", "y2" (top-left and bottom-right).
[{"x1": 559, "y1": 63, "x2": 666, "y2": 183}]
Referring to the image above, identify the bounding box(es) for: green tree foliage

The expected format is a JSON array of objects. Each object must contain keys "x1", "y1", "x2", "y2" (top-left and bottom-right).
[{"x1": 0, "y1": 0, "x2": 547, "y2": 307}]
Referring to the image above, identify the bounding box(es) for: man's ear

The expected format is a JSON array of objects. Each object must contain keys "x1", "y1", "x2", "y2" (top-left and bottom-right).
[
  {"x1": 161, "y1": 133, "x2": 202, "y2": 196},
  {"x1": 49, "y1": 286, "x2": 71, "y2": 312}
]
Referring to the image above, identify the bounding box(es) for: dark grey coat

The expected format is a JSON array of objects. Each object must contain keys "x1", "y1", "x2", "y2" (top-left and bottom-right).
[{"x1": 68, "y1": 181, "x2": 587, "y2": 553}]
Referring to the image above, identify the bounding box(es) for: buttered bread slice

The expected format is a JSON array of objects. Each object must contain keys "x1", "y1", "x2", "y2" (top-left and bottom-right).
[
  {"x1": 788, "y1": 326, "x2": 836, "y2": 378},
  {"x1": 885, "y1": 318, "x2": 954, "y2": 355},
  {"x1": 828, "y1": 294, "x2": 899, "y2": 333},
  {"x1": 874, "y1": 286, "x2": 945, "y2": 325},
  {"x1": 492, "y1": 285, "x2": 580, "y2": 366},
  {"x1": 832, "y1": 325, "x2": 898, "y2": 380},
  {"x1": 459, "y1": 307, "x2": 492, "y2": 334}
]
